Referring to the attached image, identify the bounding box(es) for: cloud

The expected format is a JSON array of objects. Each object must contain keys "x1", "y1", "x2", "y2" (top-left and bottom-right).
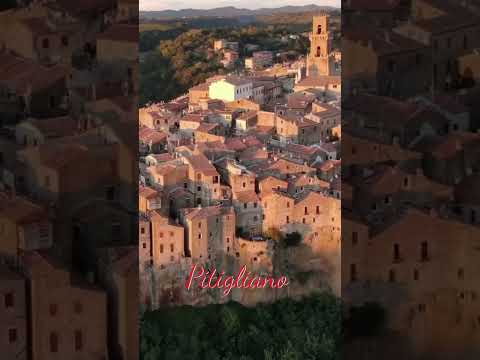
[{"x1": 140, "y1": 0, "x2": 341, "y2": 11}]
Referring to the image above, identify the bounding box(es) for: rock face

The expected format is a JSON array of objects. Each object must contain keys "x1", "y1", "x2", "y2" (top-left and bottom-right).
[{"x1": 142, "y1": 234, "x2": 340, "y2": 309}]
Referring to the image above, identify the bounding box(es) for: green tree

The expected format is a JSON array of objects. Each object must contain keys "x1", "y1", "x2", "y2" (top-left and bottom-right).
[
  {"x1": 140, "y1": 293, "x2": 341, "y2": 360},
  {"x1": 284, "y1": 232, "x2": 302, "y2": 247}
]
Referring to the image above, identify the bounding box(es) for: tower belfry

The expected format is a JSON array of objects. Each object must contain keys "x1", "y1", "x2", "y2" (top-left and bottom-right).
[{"x1": 307, "y1": 15, "x2": 335, "y2": 77}]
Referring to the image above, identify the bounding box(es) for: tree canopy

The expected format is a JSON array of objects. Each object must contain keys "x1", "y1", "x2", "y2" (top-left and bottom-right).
[
  {"x1": 139, "y1": 23, "x2": 309, "y2": 106},
  {"x1": 141, "y1": 292, "x2": 341, "y2": 360}
]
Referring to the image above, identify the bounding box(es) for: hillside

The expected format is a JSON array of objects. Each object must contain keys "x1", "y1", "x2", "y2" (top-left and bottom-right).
[{"x1": 140, "y1": 4, "x2": 339, "y2": 20}]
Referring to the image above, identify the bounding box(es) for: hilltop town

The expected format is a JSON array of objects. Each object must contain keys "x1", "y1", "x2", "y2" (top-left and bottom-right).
[
  {"x1": 343, "y1": 0, "x2": 480, "y2": 358},
  {"x1": 139, "y1": 14, "x2": 342, "y2": 308}
]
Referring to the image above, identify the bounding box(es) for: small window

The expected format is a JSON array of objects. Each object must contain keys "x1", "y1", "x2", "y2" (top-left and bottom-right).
[
  {"x1": 61, "y1": 36, "x2": 69, "y2": 47},
  {"x1": 4, "y1": 293, "x2": 14, "y2": 308},
  {"x1": 160, "y1": 244, "x2": 164, "y2": 253},
  {"x1": 106, "y1": 186, "x2": 115, "y2": 201},
  {"x1": 415, "y1": 54, "x2": 422, "y2": 65},
  {"x1": 352, "y1": 232, "x2": 358, "y2": 246},
  {"x1": 50, "y1": 304, "x2": 58, "y2": 316},
  {"x1": 42, "y1": 38, "x2": 50, "y2": 49},
  {"x1": 74, "y1": 330, "x2": 82, "y2": 351},
  {"x1": 389, "y1": 269, "x2": 396, "y2": 282},
  {"x1": 414, "y1": 269, "x2": 419, "y2": 281},
  {"x1": 170, "y1": 243, "x2": 174, "y2": 252},
  {"x1": 421, "y1": 241, "x2": 429, "y2": 261},
  {"x1": 458, "y1": 268, "x2": 464, "y2": 280},
  {"x1": 50, "y1": 332, "x2": 58, "y2": 353},
  {"x1": 350, "y1": 264, "x2": 357, "y2": 282},
  {"x1": 393, "y1": 243, "x2": 400, "y2": 262},
  {"x1": 8, "y1": 328, "x2": 17, "y2": 344}
]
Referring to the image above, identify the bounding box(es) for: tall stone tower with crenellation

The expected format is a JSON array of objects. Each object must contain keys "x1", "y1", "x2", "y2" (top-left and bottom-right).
[{"x1": 307, "y1": 14, "x2": 336, "y2": 77}]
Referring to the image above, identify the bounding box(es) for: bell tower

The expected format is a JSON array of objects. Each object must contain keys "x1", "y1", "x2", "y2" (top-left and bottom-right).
[{"x1": 307, "y1": 15, "x2": 334, "y2": 77}]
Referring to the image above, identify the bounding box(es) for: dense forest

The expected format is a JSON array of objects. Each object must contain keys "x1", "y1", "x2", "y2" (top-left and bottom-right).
[
  {"x1": 140, "y1": 292, "x2": 341, "y2": 360},
  {"x1": 139, "y1": 23, "x2": 310, "y2": 106}
]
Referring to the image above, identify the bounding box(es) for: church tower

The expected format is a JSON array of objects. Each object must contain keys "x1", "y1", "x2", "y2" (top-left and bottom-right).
[{"x1": 307, "y1": 15, "x2": 335, "y2": 77}]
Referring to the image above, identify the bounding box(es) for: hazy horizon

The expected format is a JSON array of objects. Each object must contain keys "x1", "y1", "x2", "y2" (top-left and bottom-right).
[{"x1": 140, "y1": 0, "x2": 341, "y2": 11}]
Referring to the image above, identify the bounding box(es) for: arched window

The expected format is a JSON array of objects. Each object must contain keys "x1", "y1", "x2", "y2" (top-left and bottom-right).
[{"x1": 316, "y1": 46, "x2": 321, "y2": 57}]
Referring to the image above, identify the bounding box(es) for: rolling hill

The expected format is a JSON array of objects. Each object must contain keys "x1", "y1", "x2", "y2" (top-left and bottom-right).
[{"x1": 140, "y1": 4, "x2": 339, "y2": 20}]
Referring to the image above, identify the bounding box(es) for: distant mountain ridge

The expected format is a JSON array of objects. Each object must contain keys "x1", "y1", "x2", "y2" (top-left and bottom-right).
[{"x1": 140, "y1": 5, "x2": 339, "y2": 20}]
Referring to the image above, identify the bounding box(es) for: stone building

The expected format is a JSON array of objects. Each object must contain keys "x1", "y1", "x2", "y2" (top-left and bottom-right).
[
  {"x1": 181, "y1": 206, "x2": 235, "y2": 262},
  {"x1": 307, "y1": 15, "x2": 338, "y2": 77}
]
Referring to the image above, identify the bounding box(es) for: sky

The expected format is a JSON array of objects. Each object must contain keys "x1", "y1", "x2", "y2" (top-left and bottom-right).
[{"x1": 140, "y1": 0, "x2": 341, "y2": 11}]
